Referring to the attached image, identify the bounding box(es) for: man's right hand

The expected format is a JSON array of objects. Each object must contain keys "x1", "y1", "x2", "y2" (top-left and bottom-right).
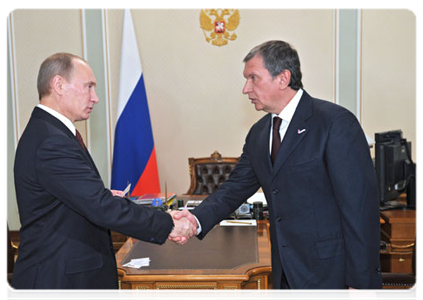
[{"x1": 168, "y1": 210, "x2": 199, "y2": 245}]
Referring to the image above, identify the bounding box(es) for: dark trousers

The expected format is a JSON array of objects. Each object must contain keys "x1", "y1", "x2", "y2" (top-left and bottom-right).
[{"x1": 278, "y1": 272, "x2": 295, "y2": 300}]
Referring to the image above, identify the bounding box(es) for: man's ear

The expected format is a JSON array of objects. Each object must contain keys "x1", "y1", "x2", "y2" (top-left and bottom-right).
[
  {"x1": 51, "y1": 75, "x2": 65, "y2": 95},
  {"x1": 277, "y1": 70, "x2": 291, "y2": 89}
]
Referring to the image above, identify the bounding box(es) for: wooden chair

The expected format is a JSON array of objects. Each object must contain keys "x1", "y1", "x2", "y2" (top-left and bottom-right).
[
  {"x1": 376, "y1": 221, "x2": 420, "y2": 300},
  {"x1": 186, "y1": 150, "x2": 239, "y2": 195}
]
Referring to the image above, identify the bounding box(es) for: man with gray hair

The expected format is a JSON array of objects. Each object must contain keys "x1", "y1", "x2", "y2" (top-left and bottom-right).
[
  {"x1": 12, "y1": 53, "x2": 196, "y2": 289},
  {"x1": 172, "y1": 40, "x2": 382, "y2": 289}
]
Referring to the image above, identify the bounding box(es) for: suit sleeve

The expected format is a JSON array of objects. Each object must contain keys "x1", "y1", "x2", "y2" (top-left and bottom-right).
[
  {"x1": 325, "y1": 110, "x2": 382, "y2": 288},
  {"x1": 192, "y1": 131, "x2": 261, "y2": 238},
  {"x1": 35, "y1": 134, "x2": 174, "y2": 245}
]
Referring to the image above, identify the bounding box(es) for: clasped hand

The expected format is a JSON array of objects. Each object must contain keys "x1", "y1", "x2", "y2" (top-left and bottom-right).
[{"x1": 168, "y1": 210, "x2": 198, "y2": 245}]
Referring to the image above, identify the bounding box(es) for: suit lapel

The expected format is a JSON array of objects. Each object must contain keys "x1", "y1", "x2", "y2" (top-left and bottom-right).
[
  {"x1": 85, "y1": 149, "x2": 101, "y2": 177},
  {"x1": 257, "y1": 115, "x2": 273, "y2": 175},
  {"x1": 33, "y1": 107, "x2": 100, "y2": 177},
  {"x1": 272, "y1": 92, "x2": 313, "y2": 176},
  {"x1": 33, "y1": 107, "x2": 77, "y2": 142}
]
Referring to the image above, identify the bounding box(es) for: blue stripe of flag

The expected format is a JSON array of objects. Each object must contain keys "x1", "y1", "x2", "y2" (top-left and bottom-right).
[{"x1": 111, "y1": 74, "x2": 154, "y2": 192}]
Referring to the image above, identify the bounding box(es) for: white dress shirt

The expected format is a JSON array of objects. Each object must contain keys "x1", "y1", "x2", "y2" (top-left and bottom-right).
[
  {"x1": 37, "y1": 104, "x2": 76, "y2": 136},
  {"x1": 269, "y1": 88, "x2": 303, "y2": 154},
  {"x1": 195, "y1": 89, "x2": 304, "y2": 235}
]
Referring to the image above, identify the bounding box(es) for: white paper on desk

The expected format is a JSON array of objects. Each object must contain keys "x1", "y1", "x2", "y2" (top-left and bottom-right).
[
  {"x1": 220, "y1": 220, "x2": 257, "y2": 226},
  {"x1": 123, "y1": 257, "x2": 150, "y2": 268},
  {"x1": 123, "y1": 183, "x2": 131, "y2": 196}
]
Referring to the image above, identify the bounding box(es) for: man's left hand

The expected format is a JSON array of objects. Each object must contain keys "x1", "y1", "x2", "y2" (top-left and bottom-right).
[
  {"x1": 110, "y1": 189, "x2": 125, "y2": 197},
  {"x1": 349, "y1": 287, "x2": 377, "y2": 300}
]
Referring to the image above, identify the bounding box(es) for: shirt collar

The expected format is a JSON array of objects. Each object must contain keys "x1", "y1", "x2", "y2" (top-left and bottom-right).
[
  {"x1": 37, "y1": 104, "x2": 76, "y2": 136},
  {"x1": 272, "y1": 88, "x2": 303, "y2": 122}
]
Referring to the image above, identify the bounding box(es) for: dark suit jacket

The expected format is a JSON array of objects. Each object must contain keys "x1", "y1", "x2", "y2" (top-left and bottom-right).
[
  {"x1": 192, "y1": 91, "x2": 382, "y2": 289},
  {"x1": 12, "y1": 107, "x2": 174, "y2": 289}
]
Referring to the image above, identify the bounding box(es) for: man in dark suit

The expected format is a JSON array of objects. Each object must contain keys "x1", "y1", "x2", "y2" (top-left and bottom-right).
[
  {"x1": 12, "y1": 53, "x2": 195, "y2": 289},
  {"x1": 172, "y1": 41, "x2": 382, "y2": 289}
]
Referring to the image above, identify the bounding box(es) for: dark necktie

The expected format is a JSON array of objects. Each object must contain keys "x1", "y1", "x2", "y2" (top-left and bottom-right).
[
  {"x1": 271, "y1": 117, "x2": 282, "y2": 164},
  {"x1": 75, "y1": 129, "x2": 86, "y2": 150}
]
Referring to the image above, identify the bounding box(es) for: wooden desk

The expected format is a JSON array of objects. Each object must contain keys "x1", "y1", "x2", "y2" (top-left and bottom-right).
[
  {"x1": 380, "y1": 209, "x2": 416, "y2": 273},
  {"x1": 116, "y1": 221, "x2": 272, "y2": 289}
]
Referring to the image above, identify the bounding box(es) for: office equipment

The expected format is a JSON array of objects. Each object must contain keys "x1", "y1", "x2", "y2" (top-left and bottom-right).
[
  {"x1": 374, "y1": 130, "x2": 416, "y2": 210},
  {"x1": 253, "y1": 202, "x2": 264, "y2": 220},
  {"x1": 234, "y1": 202, "x2": 251, "y2": 218}
]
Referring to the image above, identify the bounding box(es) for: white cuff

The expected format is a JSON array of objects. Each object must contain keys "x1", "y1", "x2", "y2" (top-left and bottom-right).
[{"x1": 193, "y1": 215, "x2": 202, "y2": 235}]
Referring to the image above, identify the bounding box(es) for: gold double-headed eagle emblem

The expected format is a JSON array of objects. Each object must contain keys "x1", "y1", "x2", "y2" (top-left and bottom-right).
[{"x1": 200, "y1": 9, "x2": 240, "y2": 46}]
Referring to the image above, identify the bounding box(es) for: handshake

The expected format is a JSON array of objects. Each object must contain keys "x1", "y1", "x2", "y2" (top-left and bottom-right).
[
  {"x1": 110, "y1": 189, "x2": 199, "y2": 245},
  {"x1": 168, "y1": 210, "x2": 199, "y2": 245}
]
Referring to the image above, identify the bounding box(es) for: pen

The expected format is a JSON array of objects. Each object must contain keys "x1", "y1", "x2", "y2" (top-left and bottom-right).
[{"x1": 225, "y1": 220, "x2": 253, "y2": 225}]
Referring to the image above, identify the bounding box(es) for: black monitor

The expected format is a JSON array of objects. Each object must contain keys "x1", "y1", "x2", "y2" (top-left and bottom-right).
[{"x1": 374, "y1": 130, "x2": 416, "y2": 210}]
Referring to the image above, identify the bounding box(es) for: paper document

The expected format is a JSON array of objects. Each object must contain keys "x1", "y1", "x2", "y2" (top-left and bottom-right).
[
  {"x1": 123, "y1": 183, "x2": 131, "y2": 196},
  {"x1": 123, "y1": 257, "x2": 150, "y2": 269}
]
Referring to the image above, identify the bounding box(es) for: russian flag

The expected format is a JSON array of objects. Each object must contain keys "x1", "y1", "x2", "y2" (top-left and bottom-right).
[{"x1": 111, "y1": 9, "x2": 160, "y2": 196}]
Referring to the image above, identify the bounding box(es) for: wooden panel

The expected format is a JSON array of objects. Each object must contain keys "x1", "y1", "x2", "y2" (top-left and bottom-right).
[
  {"x1": 219, "y1": 283, "x2": 241, "y2": 300},
  {"x1": 111, "y1": 231, "x2": 128, "y2": 253},
  {"x1": 380, "y1": 209, "x2": 415, "y2": 274},
  {"x1": 119, "y1": 280, "x2": 132, "y2": 300},
  {"x1": 380, "y1": 252, "x2": 413, "y2": 273},
  {"x1": 133, "y1": 283, "x2": 154, "y2": 300},
  {"x1": 156, "y1": 282, "x2": 218, "y2": 300}
]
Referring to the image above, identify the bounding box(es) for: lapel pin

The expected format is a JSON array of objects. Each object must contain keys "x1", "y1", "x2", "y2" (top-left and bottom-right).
[{"x1": 297, "y1": 129, "x2": 306, "y2": 134}]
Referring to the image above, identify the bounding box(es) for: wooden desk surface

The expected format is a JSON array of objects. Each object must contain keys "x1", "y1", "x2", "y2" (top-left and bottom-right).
[
  {"x1": 116, "y1": 221, "x2": 271, "y2": 279},
  {"x1": 116, "y1": 220, "x2": 272, "y2": 289},
  {"x1": 380, "y1": 209, "x2": 416, "y2": 224}
]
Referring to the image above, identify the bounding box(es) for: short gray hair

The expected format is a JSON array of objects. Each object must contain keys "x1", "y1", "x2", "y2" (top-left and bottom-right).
[
  {"x1": 37, "y1": 53, "x2": 86, "y2": 100},
  {"x1": 243, "y1": 40, "x2": 303, "y2": 90}
]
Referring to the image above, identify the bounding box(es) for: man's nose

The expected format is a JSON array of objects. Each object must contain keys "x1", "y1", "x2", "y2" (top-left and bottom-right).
[
  {"x1": 242, "y1": 81, "x2": 251, "y2": 94},
  {"x1": 91, "y1": 90, "x2": 99, "y2": 103}
]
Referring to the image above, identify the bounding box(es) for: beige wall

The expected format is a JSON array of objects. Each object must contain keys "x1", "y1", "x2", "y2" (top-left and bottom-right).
[
  {"x1": 7, "y1": 9, "x2": 416, "y2": 229},
  {"x1": 10, "y1": 10, "x2": 88, "y2": 139},
  {"x1": 362, "y1": 10, "x2": 416, "y2": 158},
  {"x1": 106, "y1": 9, "x2": 334, "y2": 195}
]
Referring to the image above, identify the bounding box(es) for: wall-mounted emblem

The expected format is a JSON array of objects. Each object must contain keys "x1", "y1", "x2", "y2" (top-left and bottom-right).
[{"x1": 200, "y1": 9, "x2": 240, "y2": 47}]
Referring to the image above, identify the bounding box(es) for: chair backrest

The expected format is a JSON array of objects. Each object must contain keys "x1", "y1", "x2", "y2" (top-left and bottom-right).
[{"x1": 186, "y1": 150, "x2": 239, "y2": 195}]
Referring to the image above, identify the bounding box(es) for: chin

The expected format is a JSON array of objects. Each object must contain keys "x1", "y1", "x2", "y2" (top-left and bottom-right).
[
  {"x1": 254, "y1": 104, "x2": 264, "y2": 111},
  {"x1": 77, "y1": 115, "x2": 90, "y2": 122}
]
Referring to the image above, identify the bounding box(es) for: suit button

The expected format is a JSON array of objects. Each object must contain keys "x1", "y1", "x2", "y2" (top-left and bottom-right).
[
  {"x1": 276, "y1": 216, "x2": 282, "y2": 222},
  {"x1": 272, "y1": 189, "x2": 279, "y2": 194}
]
